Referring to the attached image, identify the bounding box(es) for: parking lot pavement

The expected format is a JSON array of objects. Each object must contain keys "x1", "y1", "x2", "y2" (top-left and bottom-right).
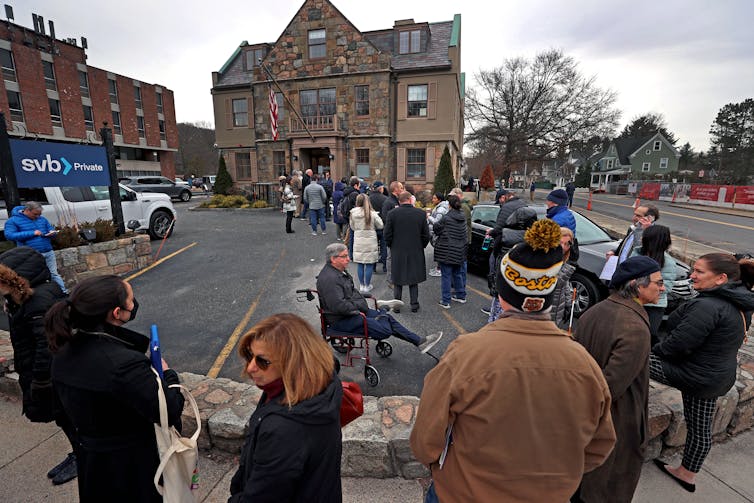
[{"x1": 125, "y1": 206, "x2": 493, "y2": 397}]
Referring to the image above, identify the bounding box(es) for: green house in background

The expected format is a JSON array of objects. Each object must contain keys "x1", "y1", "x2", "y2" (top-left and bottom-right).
[{"x1": 591, "y1": 132, "x2": 680, "y2": 190}]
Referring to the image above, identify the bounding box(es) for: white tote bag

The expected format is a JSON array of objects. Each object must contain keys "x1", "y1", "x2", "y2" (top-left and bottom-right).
[{"x1": 152, "y1": 369, "x2": 201, "y2": 502}]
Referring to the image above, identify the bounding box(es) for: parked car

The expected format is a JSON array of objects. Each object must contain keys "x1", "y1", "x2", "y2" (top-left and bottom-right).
[
  {"x1": 0, "y1": 184, "x2": 177, "y2": 240},
  {"x1": 467, "y1": 203, "x2": 694, "y2": 316},
  {"x1": 119, "y1": 175, "x2": 192, "y2": 202}
]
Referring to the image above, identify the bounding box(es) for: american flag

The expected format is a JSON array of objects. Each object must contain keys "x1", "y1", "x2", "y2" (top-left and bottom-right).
[{"x1": 269, "y1": 86, "x2": 279, "y2": 141}]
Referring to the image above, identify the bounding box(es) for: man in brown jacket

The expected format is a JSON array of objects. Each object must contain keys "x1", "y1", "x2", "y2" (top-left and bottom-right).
[
  {"x1": 411, "y1": 219, "x2": 616, "y2": 503},
  {"x1": 572, "y1": 256, "x2": 664, "y2": 503}
]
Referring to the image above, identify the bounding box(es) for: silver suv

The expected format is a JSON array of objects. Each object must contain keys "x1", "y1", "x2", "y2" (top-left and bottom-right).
[{"x1": 120, "y1": 175, "x2": 193, "y2": 202}]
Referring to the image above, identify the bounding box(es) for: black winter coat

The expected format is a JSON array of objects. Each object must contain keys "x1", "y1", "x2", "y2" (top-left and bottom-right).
[
  {"x1": 0, "y1": 247, "x2": 66, "y2": 422},
  {"x1": 380, "y1": 194, "x2": 400, "y2": 223},
  {"x1": 385, "y1": 204, "x2": 430, "y2": 286},
  {"x1": 316, "y1": 263, "x2": 368, "y2": 324},
  {"x1": 488, "y1": 196, "x2": 527, "y2": 238},
  {"x1": 229, "y1": 376, "x2": 343, "y2": 503},
  {"x1": 433, "y1": 208, "x2": 468, "y2": 265},
  {"x1": 653, "y1": 282, "x2": 754, "y2": 398},
  {"x1": 51, "y1": 324, "x2": 185, "y2": 502}
]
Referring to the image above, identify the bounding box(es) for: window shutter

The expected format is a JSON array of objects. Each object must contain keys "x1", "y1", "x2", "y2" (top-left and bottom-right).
[
  {"x1": 397, "y1": 83, "x2": 407, "y2": 121},
  {"x1": 397, "y1": 147, "x2": 406, "y2": 181},
  {"x1": 225, "y1": 98, "x2": 233, "y2": 129},
  {"x1": 251, "y1": 151, "x2": 258, "y2": 182},
  {"x1": 428, "y1": 82, "x2": 437, "y2": 120},
  {"x1": 425, "y1": 146, "x2": 436, "y2": 181},
  {"x1": 247, "y1": 97, "x2": 253, "y2": 129}
]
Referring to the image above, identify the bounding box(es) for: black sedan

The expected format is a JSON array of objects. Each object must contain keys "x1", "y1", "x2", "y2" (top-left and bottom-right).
[
  {"x1": 467, "y1": 203, "x2": 693, "y2": 316},
  {"x1": 119, "y1": 176, "x2": 193, "y2": 202}
]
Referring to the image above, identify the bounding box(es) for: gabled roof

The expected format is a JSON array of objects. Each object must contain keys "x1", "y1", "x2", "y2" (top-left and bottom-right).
[{"x1": 613, "y1": 134, "x2": 654, "y2": 165}]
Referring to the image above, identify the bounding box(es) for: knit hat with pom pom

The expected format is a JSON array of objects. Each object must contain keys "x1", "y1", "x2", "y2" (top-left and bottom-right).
[{"x1": 496, "y1": 219, "x2": 564, "y2": 312}]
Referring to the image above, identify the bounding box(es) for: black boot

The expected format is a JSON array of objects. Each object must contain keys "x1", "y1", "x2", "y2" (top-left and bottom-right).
[{"x1": 51, "y1": 453, "x2": 78, "y2": 485}]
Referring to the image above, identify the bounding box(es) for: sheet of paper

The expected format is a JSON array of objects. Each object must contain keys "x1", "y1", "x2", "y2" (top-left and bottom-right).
[{"x1": 599, "y1": 255, "x2": 619, "y2": 281}]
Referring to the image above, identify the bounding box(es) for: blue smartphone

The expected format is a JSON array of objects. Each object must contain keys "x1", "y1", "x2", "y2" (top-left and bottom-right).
[{"x1": 150, "y1": 324, "x2": 164, "y2": 379}]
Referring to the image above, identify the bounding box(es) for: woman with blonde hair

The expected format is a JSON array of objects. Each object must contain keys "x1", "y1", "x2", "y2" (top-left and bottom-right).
[
  {"x1": 349, "y1": 193, "x2": 383, "y2": 293},
  {"x1": 229, "y1": 313, "x2": 342, "y2": 502},
  {"x1": 551, "y1": 227, "x2": 577, "y2": 329}
]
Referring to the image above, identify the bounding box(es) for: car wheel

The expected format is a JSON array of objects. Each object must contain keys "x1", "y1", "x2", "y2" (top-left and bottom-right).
[
  {"x1": 148, "y1": 210, "x2": 173, "y2": 240},
  {"x1": 179, "y1": 190, "x2": 191, "y2": 202},
  {"x1": 569, "y1": 272, "x2": 601, "y2": 317}
]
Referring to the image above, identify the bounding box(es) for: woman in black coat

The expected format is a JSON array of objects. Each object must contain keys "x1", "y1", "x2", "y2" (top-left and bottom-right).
[
  {"x1": 651, "y1": 253, "x2": 754, "y2": 492},
  {"x1": 45, "y1": 275, "x2": 185, "y2": 502},
  {"x1": 0, "y1": 247, "x2": 76, "y2": 484},
  {"x1": 230, "y1": 313, "x2": 342, "y2": 502},
  {"x1": 433, "y1": 195, "x2": 468, "y2": 308}
]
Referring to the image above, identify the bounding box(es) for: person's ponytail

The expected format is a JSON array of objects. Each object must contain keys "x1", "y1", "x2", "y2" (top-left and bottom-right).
[
  {"x1": 739, "y1": 258, "x2": 754, "y2": 291},
  {"x1": 45, "y1": 300, "x2": 74, "y2": 352}
]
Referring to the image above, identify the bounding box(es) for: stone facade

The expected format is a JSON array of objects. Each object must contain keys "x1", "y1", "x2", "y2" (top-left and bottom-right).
[{"x1": 54, "y1": 234, "x2": 153, "y2": 289}]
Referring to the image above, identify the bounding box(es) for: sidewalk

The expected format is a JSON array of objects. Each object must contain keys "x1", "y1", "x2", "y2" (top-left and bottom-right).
[{"x1": 1, "y1": 390, "x2": 752, "y2": 502}]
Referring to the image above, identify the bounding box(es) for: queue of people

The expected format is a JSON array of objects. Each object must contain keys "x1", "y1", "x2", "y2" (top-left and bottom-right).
[{"x1": 3, "y1": 178, "x2": 754, "y2": 503}]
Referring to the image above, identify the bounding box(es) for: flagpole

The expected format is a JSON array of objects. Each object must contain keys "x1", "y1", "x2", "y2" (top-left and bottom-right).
[{"x1": 260, "y1": 61, "x2": 315, "y2": 142}]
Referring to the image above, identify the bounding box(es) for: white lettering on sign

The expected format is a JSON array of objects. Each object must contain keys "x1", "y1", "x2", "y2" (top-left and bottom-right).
[
  {"x1": 20, "y1": 154, "x2": 62, "y2": 172},
  {"x1": 74, "y1": 163, "x2": 104, "y2": 172}
]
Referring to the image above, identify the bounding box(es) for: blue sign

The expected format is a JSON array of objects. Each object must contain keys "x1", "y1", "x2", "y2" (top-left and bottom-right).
[{"x1": 9, "y1": 139, "x2": 112, "y2": 188}]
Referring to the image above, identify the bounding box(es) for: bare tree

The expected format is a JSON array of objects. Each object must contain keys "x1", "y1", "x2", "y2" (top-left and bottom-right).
[
  {"x1": 465, "y1": 50, "x2": 620, "y2": 171},
  {"x1": 176, "y1": 122, "x2": 217, "y2": 176}
]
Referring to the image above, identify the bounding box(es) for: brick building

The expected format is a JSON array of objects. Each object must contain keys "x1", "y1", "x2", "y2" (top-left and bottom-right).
[
  {"x1": 0, "y1": 11, "x2": 178, "y2": 179},
  {"x1": 211, "y1": 0, "x2": 464, "y2": 190}
]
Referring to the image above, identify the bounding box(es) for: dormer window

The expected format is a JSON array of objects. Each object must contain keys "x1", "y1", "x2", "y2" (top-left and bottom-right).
[
  {"x1": 399, "y1": 29, "x2": 421, "y2": 54},
  {"x1": 245, "y1": 48, "x2": 267, "y2": 70},
  {"x1": 308, "y1": 29, "x2": 326, "y2": 59}
]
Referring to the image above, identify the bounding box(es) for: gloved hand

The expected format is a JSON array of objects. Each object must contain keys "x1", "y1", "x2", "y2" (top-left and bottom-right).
[{"x1": 26, "y1": 380, "x2": 55, "y2": 423}]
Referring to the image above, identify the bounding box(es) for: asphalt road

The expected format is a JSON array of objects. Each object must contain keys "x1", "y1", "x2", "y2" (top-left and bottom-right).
[
  {"x1": 125, "y1": 202, "x2": 495, "y2": 397},
  {"x1": 548, "y1": 191, "x2": 754, "y2": 255}
]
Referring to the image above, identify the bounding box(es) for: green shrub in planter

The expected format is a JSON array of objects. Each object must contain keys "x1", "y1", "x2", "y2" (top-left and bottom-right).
[{"x1": 251, "y1": 200, "x2": 268, "y2": 208}]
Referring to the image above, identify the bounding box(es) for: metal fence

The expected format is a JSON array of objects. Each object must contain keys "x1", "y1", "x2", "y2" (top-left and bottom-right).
[{"x1": 240, "y1": 182, "x2": 280, "y2": 206}]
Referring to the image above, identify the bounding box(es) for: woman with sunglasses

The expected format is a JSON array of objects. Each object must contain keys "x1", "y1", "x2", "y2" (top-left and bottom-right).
[
  {"x1": 44, "y1": 275, "x2": 185, "y2": 502},
  {"x1": 651, "y1": 253, "x2": 754, "y2": 493},
  {"x1": 630, "y1": 224, "x2": 676, "y2": 345},
  {"x1": 230, "y1": 313, "x2": 342, "y2": 502}
]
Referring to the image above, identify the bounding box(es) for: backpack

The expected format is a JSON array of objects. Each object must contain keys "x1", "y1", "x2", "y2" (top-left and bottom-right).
[{"x1": 337, "y1": 194, "x2": 352, "y2": 221}]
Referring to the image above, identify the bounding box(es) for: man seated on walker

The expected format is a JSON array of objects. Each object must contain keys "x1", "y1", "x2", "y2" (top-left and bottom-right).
[{"x1": 316, "y1": 243, "x2": 442, "y2": 353}]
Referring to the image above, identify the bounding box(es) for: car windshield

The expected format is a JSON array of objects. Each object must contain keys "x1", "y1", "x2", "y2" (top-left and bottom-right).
[{"x1": 472, "y1": 206, "x2": 500, "y2": 227}]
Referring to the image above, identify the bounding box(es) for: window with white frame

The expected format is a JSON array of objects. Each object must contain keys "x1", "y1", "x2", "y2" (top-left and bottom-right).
[
  {"x1": 408, "y1": 84, "x2": 428, "y2": 117},
  {"x1": 642, "y1": 162, "x2": 651, "y2": 172},
  {"x1": 159, "y1": 120, "x2": 166, "y2": 140},
  {"x1": 79, "y1": 71, "x2": 89, "y2": 97},
  {"x1": 112, "y1": 110, "x2": 122, "y2": 134},
  {"x1": 48, "y1": 98, "x2": 62, "y2": 127},
  {"x1": 156, "y1": 92, "x2": 163, "y2": 114},
  {"x1": 273, "y1": 151, "x2": 286, "y2": 176},
  {"x1": 399, "y1": 30, "x2": 421, "y2": 54},
  {"x1": 42, "y1": 60, "x2": 56, "y2": 90},
  {"x1": 653, "y1": 140, "x2": 661, "y2": 151},
  {"x1": 300, "y1": 88, "x2": 335, "y2": 120},
  {"x1": 406, "y1": 148, "x2": 426, "y2": 178},
  {"x1": 356, "y1": 149, "x2": 370, "y2": 178},
  {"x1": 108, "y1": 78, "x2": 118, "y2": 104},
  {"x1": 245, "y1": 48, "x2": 266, "y2": 70},
  {"x1": 83, "y1": 105, "x2": 94, "y2": 131},
  {"x1": 8, "y1": 90, "x2": 23, "y2": 122},
  {"x1": 659, "y1": 157, "x2": 668, "y2": 169},
  {"x1": 355, "y1": 85, "x2": 369, "y2": 116},
  {"x1": 134, "y1": 85, "x2": 143, "y2": 109},
  {"x1": 235, "y1": 152, "x2": 251, "y2": 179},
  {"x1": 308, "y1": 29, "x2": 326, "y2": 59},
  {"x1": 137, "y1": 116, "x2": 145, "y2": 137},
  {"x1": 1, "y1": 48, "x2": 16, "y2": 82},
  {"x1": 606, "y1": 159, "x2": 614, "y2": 169},
  {"x1": 232, "y1": 98, "x2": 248, "y2": 127}
]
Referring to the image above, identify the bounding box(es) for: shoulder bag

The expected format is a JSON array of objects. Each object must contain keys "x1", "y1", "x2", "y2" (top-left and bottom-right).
[
  {"x1": 340, "y1": 380, "x2": 364, "y2": 427},
  {"x1": 152, "y1": 368, "x2": 201, "y2": 503}
]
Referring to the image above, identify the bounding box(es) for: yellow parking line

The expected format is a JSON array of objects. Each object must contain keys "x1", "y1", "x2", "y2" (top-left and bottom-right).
[
  {"x1": 206, "y1": 250, "x2": 287, "y2": 378},
  {"x1": 441, "y1": 311, "x2": 467, "y2": 335},
  {"x1": 467, "y1": 285, "x2": 492, "y2": 299},
  {"x1": 586, "y1": 198, "x2": 754, "y2": 231},
  {"x1": 124, "y1": 242, "x2": 198, "y2": 282}
]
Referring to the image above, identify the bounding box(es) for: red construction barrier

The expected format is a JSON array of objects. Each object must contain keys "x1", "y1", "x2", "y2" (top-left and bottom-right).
[
  {"x1": 734, "y1": 186, "x2": 754, "y2": 205},
  {"x1": 690, "y1": 184, "x2": 721, "y2": 201},
  {"x1": 638, "y1": 183, "x2": 661, "y2": 200}
]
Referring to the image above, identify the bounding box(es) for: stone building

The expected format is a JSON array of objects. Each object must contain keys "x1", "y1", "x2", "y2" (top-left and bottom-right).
[
  {"x1": 0, "y1": 9, "x2": 178, "y2": 179},
  {"x1": 211, "y1": 0, "x2": 464, "y2": 190}
]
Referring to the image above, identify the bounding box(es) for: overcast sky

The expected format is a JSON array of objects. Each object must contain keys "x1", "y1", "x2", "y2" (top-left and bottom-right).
[{"x1": 19, "y1": 0, "x2": 754, "y2": 152}]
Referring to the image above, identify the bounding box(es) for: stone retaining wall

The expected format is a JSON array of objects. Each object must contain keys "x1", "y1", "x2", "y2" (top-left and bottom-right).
[
  {"x1": 3, "y1": 328, "x2": 751, "y2": 479},
  {"x1": 55, "y1": 234, "x2": 153, "y2": 289}
]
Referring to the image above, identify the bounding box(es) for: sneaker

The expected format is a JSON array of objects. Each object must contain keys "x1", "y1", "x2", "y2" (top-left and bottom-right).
[
  {"x1": 47, "y1": 453, "x2": 76, "y2": 479},
  {"x1": 50, "y1": 453, "x2": 77, "y2": 485},
  {"x1": 429, "y1": 268, "x2": 442, "y2": 277},
  {"x1": 418, "y1": 331, "x2": 444, "y2": 354},
  {"x1": 320, "y1": 231, "x2": 327, "y2": 235},
  {"x1": 480, "y1": 305, "x2": 491, "y2": 315},
  {"x1": 358, "y1": 285, "x2": 366, "y2": 293},
  {"x1": 376, "y1": 299, "x2": 405, "y2": 311},
  {"x1": 364, "y1": 284, "x2": 374, "y2": 292},
  {"x1": 451, "y1": 296, "x2": 467, "y2": 304},
  {"x1": 438, "y1": 301, "x2": 451, "y2": 309},
  {"x1": 311, "y1": 231, "x2": 318, "y2": 236}
]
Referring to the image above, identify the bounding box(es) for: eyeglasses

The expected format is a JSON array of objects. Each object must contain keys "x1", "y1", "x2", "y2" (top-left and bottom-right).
[
  {"x1": 649, "y1": 279, "x2": 664, "y2": 286},
  {"x1": 241, "y1": 348, "x2": 273, "y2": 370},
  {"x1": 335, "y1": 253, "x2": 349, "y2": 259}
]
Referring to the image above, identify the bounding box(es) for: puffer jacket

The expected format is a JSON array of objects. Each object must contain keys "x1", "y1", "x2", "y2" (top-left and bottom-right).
[
  {"x1": 349, "y1": 206, "x2": 383, "y2": 264},
  {"x1": 546, "y1": 204, "x2": 576, "y2": 233},
  {"x1": 433, "y1": 208, "x2": 468, "y2": 265},
  {"x1": 653, "y1": 281, "x2": 754, "y2": 398},
  {"x1": 4, "y1": 206, "x2": 55, "y2": 253},
  {"x1": 489, "y1": 197, "x2": 527, "y2": 238},
  {"x1": 282, "y1": 185, "x2": 297, "y2": 212},
  {"x1": 428, "y1": 201, "x2": 449, "y2": 237},
  {"x1": 0, "y1": 247, "x2": 65, "y2": 421}
]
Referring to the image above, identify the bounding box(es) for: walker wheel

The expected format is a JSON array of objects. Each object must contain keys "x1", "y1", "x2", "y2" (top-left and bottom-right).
[
  {"x1": 364, "y1": 365, "x2": 380, "y2": 387},
  {"x1": 375, "y1": 341, "x2": 392, "y2": 358}
]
